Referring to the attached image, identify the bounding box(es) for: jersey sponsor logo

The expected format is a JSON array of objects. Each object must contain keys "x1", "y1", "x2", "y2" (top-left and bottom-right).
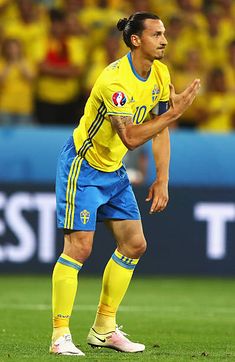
[
  {"x1": 112, "y1": 91, "x2": 127, "y2": 107},
  {"x1": 80, "y1": 209, "x2": 90, "y2": 224}
]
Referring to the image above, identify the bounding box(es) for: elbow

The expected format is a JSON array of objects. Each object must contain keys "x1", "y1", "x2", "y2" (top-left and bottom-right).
[
  {"x1": 119, "y1": 126, "x2": 139, "y2": 150},
  {"x1": 123, "y1": 138, "x2": 138, "y2": 151}
]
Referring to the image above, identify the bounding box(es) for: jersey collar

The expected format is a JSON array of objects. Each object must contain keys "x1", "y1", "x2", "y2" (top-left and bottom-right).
[{"x1": 127, "y1": 52, "x2": 151, "y2": 82}]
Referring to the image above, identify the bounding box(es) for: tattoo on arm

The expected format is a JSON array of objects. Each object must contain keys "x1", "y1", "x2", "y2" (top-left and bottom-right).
[
  {"x1": 109, "y1": 115, "x2": 134, "y2": 147},
  {"x1": 109, "y1": 115, "x2": 133, "y2": 133}
]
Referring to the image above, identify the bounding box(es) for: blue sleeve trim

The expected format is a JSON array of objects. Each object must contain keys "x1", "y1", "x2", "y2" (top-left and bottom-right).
[
  {"x1": 112, "y1": 253, "x2": 136, "y2": 270},
  {"x1": 58, "y1": 257, "x2": 82, "y2": 271}
]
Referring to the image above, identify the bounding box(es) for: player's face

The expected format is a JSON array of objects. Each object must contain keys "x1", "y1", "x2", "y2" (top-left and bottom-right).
[{"x1": 139, "y1": 19, "x2": 167, "y2": 60}]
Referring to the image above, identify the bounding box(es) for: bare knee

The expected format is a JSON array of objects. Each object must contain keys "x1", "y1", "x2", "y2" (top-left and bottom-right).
[
  {"x1": 119, "y1": 237, "x2": 147, "y2": 259},
  {"x1": 132, "y1": 239, "x2": 147, "y2": 258},
  {"x1": 63, "y1": 230, "x2": 94, "y2": 263}
]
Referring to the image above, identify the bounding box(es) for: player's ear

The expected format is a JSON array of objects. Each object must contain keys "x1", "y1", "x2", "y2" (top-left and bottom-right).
[{"x1": 131, "y1": 34, "x2": 141, "y2": 47}]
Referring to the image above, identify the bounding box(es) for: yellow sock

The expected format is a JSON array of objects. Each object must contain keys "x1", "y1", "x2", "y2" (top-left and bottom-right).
[
  {"x1": 93, "y1": 249, "x2": 139, "y2": 334},
  {"x1": 52, "y1": 253, "x2": 83, "y2": 341}
]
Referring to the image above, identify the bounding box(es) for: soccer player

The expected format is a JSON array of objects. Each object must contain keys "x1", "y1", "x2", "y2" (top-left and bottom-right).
[{"x1": 50, "y1": 12, "x2": 200, "y2": 356}]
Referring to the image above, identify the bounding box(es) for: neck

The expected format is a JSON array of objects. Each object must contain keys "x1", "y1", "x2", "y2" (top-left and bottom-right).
[{"x1": 130, "y1": 51, "x2": 153, "y2": 79}]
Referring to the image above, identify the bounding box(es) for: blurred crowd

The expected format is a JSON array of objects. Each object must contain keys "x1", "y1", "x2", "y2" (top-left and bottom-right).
[{"x1": 0, "y1": 0, "x2": 235, "y2": 132}]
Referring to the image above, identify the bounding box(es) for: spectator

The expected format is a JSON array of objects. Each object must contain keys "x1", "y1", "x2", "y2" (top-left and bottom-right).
[
  {"x1": 35, "y1": 8, "x2": 85, "y2": 125},
  {"x1": 171, "y1": 49, "x2": 206, "y2": 128},
  {"x1": 84, "y1": 27, "x2": 125, "y2": 95},
  {"x1": 108, "y1": 0, "x2": 131, "y2": 13},
  {"x1": 0, "y1": 0, "x2": 18, "y2": 26},
  {"x1": 198, "y1": 6, "x2": 233, "y2": 68},
  {"x1": 77, "y1": 0, "x2": 125, "y2": 49},
  {"x1": 3, "y1": 0, "x2": 47, "y2": 62},
  {"x1": 224, "y1": 40, "x2": 235, "y2": 93},
  {"x1": 151, "y1": 0, "x2": 178, "y2": 19},
  {"x1": 163, "y1": 15, "x2": 196, "y2": 70},
  {"x1": 0, "y1": 37, "x2": 35, "y2": 125},
  {"x1": 0, "y1": 0, "x2": 234, "y2": 132},
  {"x1": 175, "y1": 0, "x2": 206, "y2": 29},
  {"x1": 61, "y1": 0, "x2": 88, "y2": 36},
  {"x1": 195, "y1": 68, "x2": 235, "y2": 132},
  {"x1": 216, "y1": 0, "x2": 235, "y2": 21},
  {"x1": 129, "y1": 0, "x2": 151, "y2": 12}
]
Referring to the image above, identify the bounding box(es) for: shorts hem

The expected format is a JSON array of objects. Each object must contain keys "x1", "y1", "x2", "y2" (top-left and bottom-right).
[
  {"x1": 57, "y1": 225, "x2": 96, "y2": 231},
  {"x1": 97, "y1": 216, "x2": 141, "y2": 222}
]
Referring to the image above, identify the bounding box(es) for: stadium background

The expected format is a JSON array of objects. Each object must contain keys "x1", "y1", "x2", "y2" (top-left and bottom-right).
[
  {"x1": 0, "y1": 1, "x2": 235, "y2": 361},
  {"x1": 0, "y1": 0, "x2": 235, "y2": 275}
]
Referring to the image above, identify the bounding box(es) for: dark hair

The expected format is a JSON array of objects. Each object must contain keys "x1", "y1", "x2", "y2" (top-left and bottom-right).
[
  {"x1": 49, "y1": 8, "x2": 66, "y2": 22},
  {"x1": 117, "y1": 12, "x2": 160, "y2": 49}
]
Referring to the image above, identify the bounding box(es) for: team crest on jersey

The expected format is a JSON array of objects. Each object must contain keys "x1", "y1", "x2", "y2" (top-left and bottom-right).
[
  {"x1": 80, "y1": 209, "x2": 90, "y2": 224},
  {"x1": 152, "y1": 85, "x2": 160, "y2": 102},
  {"x1": 112, "y1": 91, "x2": 127, "y2": 107}
]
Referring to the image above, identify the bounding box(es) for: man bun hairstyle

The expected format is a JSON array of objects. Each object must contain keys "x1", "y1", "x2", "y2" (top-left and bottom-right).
[
  {"x1": 117, "y1": 12, "x2": 160, "y2": 50},
  {"x1": 117, "y1": 18, "x2": 128, "y2": 31}
]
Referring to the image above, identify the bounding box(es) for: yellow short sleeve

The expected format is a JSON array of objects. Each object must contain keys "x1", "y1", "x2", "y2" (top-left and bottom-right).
[{"x1": 101, "y1": 82, "x2": 133, "y2": 116}]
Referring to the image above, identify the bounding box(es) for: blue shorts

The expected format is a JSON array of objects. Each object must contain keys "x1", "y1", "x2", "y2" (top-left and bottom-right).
[{"x1": 56, "y1": 137, "x2": 141, "y2": 231}]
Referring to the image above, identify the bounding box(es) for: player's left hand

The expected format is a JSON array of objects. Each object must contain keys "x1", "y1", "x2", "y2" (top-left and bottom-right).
[{"x1": 145, "y1": 180, "x2": 169, "y2": 214}]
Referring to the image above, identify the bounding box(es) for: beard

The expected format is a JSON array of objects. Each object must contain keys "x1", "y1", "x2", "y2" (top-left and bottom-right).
[{"x1": 155, "y1": 49, "x2": 165, "y2": 60}]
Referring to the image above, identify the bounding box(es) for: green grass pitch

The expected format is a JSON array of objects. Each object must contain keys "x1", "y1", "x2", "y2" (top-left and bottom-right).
[{"x1": 0, "y1": 275, "x2": 235, "y2": 361}]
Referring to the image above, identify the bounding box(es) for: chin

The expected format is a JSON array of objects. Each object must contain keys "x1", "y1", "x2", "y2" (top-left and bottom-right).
[
  {"x1": 154, "y1": 54, "x2": 164, "y2": 60},
  {"x1": 154, "y1": 51, "x2": 165, "y2": 60}
]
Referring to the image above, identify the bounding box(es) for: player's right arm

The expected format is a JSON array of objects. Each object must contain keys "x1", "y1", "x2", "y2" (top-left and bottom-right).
[{"x1": 110, "y1": 79, "x2": 200, "y2": 150}]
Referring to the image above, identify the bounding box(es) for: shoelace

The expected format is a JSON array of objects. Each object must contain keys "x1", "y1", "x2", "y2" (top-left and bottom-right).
[
  {"x1": 54, "y1": 335, "x2": 72, "y2": 347},
  {"x1": 115, "y1": 325, "x2": 129, "y2": 337}
]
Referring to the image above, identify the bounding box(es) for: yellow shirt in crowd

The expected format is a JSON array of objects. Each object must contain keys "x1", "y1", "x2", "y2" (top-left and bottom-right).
[
  {"x1": 0, "y1": 60, "x2": 35, "y2": 114},
  {"x1": 36, "y1": 36, "x2": 86, "y2": 104}
]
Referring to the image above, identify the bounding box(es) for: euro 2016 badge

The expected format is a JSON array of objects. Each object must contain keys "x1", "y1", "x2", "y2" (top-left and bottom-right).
[
  {"x1": 112, "y1": 91, "x2": 127, "y2": 107},
  {"x1": 80, "y1": 209, "x2": 90, "y2": 224}
]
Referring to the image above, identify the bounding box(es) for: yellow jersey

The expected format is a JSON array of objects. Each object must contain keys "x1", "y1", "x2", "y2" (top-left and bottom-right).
[
  {"x1": 0, "y1": 59, "x2": 35, "y2": 114},
  {"x1": 73, "y1": 52, "x2": 170, "y2": 172}
]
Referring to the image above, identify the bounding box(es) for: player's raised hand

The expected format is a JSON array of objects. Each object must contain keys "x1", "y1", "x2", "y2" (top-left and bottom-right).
[
  {"x1": 145, "y1": 180, "x2": 169, "y2": 214},
  {"x1": 169, "y1": 79, "x2": 201, "y2": 119}
]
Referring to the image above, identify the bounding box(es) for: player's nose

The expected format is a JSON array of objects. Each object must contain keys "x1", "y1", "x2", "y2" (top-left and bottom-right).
[{"x1": 161, "y1": 35, "x2": 168, "y2": 45}]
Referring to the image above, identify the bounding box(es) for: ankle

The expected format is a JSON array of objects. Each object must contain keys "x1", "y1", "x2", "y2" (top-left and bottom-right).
[
  {"x1": 93, "y1": 314, "x2": 116, "y2": 334},
  {"x1": 52, "y1": 326, "x2": 70, "y2": 342}
]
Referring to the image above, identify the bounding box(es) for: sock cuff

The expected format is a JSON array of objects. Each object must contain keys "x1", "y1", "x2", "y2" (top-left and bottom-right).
[
  {"x1": 112, "y1": 249, "x2": 139, "y2": 270},
  {"x1": 57, "y1": 253, "x2": 83, "y2": 271}
]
